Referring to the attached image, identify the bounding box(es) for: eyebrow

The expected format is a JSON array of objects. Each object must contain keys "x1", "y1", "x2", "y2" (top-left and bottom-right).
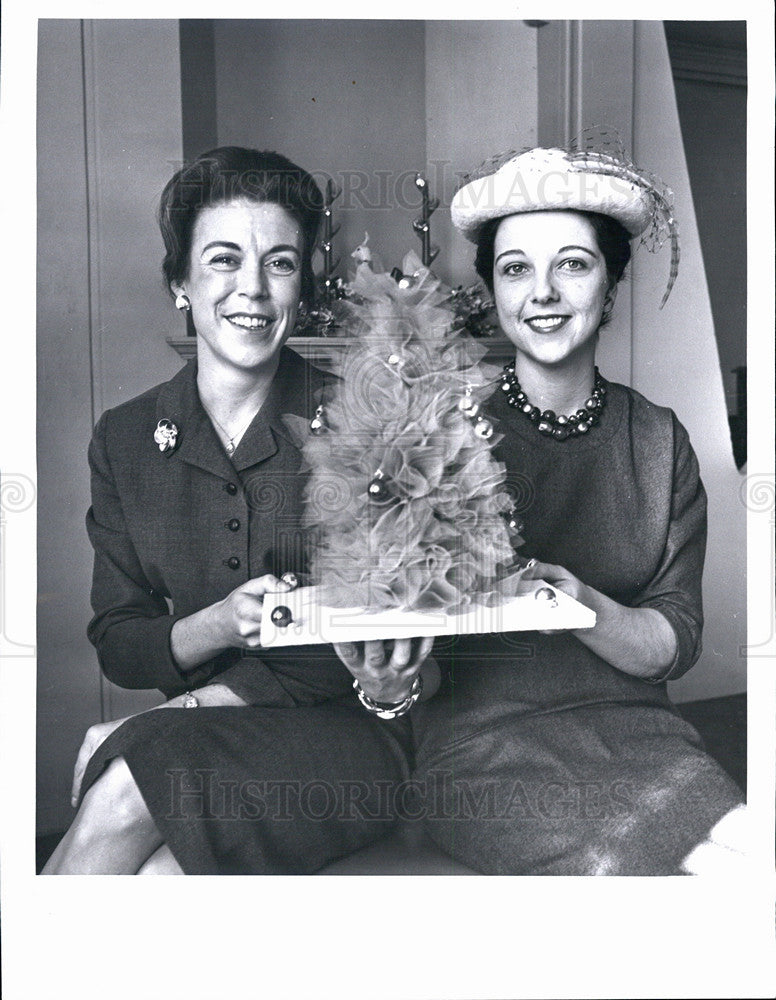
[
  {"x1": 494, "y1": 243, "x2": 598, "y2": 264},
  {"x1": 200, "y1": 241, "x2": 301, "y2": 255},
  {"x1": 201, "y1": 241, "x2": 241, "y2": 254},
  {"x1": 558, "y1": 244, "x2": 598, "y2": 256}
]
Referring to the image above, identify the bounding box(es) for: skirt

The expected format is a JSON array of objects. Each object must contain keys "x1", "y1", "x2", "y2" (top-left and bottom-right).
[
  {"x1": 412, "y1": 695, "x2": 744, "y2": 875},
  {"x1": 80, "y1": 694, "x2": 413, "y2": 875}
]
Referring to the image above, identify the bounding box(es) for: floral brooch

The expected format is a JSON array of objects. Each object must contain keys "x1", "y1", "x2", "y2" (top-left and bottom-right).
[{"x1": 154, "y1": 418, "x2": 179, "y2": 453}]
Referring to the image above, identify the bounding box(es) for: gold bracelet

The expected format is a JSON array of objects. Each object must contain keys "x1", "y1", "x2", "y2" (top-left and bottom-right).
[{"x1": 353, "y1": 674, "x2": 423, "y2": 720}]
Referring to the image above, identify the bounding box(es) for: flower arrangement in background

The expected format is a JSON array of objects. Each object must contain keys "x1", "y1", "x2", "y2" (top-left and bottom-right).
[
  {"x1": 294, "y1": 270, "x2": 497, "y2": 339},
  {"x1": 293, "y1": 169, "x2": 497, "y2": 339},
  {"x1": 448, "y1": 283, "x2": 498, "y2": 338}
]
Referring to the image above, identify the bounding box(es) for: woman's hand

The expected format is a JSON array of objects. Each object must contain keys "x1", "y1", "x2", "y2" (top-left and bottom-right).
[
  {"x1": 333, "y1": 637, "x2": 436, "y2": 704},
  {"x1": 521, "y1": 559, "x2": 587, "y2": 634},
  {"x1": 171, "y1": 574, "x2": 292, "y2": 670},
  {"x1": 213, "y1": 575, "x2": 295, "y2": 650},
  {"x1": 70, "y1": 683, "x2": 248, "y2": 806},
  {"x1": 521, "y1": 559, "x2": 586, "y2": 603},
  {"x1": 521, "y1": 558, "x2": 676, "y2": 679}
]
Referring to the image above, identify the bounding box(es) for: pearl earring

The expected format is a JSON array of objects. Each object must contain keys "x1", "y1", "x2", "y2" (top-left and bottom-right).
[{"x1": 175, "y1": 293, "x2": 191, "y2": 312}]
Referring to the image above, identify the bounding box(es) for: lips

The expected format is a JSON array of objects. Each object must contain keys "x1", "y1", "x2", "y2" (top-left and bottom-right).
[
  {"x1": 524, "y1": 315, "x2": 569, "y2": 333},
  {"x1": 225, "y1": 313, "x2": 274, "y2": 331}
]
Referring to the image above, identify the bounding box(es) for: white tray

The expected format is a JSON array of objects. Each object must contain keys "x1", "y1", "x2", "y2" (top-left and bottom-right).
[{"x1": 259, "y1": 583, "x2": 595, "y2": 647}]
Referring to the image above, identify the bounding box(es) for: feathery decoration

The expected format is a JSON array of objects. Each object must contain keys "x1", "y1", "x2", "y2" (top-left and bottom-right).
[{"x1": 293, "y1": 250, "x2": 524, "y2": 613}]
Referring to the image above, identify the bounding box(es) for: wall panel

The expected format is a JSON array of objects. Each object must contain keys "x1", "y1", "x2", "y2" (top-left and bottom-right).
[
  {"x1": 213, "y1": 20, "x2": 427, "y2": 278},
  {"x1": 36, "y1": 19, "x2": 102, "y2": 835},
  {"x1": 37, "y1": 20, "x2": 184, "y2": 834},
  {"x1": 631, "y1": 21, "x2": 746, "y2": 700},
  {"x1": 425, "y1": 20, "x2": 538, "y2": 287}
]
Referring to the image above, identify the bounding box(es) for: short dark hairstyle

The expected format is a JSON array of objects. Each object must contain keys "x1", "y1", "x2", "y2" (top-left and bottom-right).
[
  {"x1": 158, "y1": 146, "x2": 324, "y2": 307},
  {"x1": 474, "y1": 209, "x2": 633, "y2": 300}
]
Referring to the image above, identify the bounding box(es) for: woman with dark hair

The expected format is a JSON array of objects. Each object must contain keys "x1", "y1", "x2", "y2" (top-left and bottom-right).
[
  {"x1": 410, "y1": 145, "x2": 747, "y2": 875},
  {"x1": 43, "y1": 147, "x2": 434, "y2": 874}
]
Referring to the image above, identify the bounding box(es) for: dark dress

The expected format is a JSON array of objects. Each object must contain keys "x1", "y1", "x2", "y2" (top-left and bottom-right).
[
  {"x1": 80, "y1": 348, "x2": 412, "y2": 874},
  {"x1": 412, "y1": 378, "x2": 744, "y2": 875}
]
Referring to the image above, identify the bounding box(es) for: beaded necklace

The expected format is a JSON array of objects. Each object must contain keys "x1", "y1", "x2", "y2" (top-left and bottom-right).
[{"x1": 499, "y1": 364, "x2": 607, "y2": 440}]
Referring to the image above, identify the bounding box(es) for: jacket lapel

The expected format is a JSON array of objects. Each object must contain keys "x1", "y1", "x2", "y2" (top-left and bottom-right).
[
  {"x1": 156, "y1": 348, "x2": 323, "y2": 478},
  {"x1": 156, "y1": 360, "x2": 237, "y2": 481},
  {"x1": 230, "y1": 346, "x2": 323, "y2": 472}
]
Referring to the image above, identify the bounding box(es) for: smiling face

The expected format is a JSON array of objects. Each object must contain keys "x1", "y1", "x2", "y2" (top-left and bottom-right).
[
  {"x1": 173, "y1": 199, "x2": 304, "y2": 377},
  {"x1": 492, "y1": 210, "x2": 614, "y2": 370}
]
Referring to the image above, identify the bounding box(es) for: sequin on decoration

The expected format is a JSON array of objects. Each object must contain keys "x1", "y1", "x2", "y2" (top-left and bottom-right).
[
  {"x1": 507, "y1": 514, "x2": 524, "y2": 533},
  {"x1": 367, "y1": 470, "x2": 392, "y2": 504},
  {"x1": 270, "y1": 606, "x2": 294, "y2": 628},
  {"x1": 459, "y1": 395, "x2": 480, "y2": 417},
  {"x1": 534, "y1": 586, "x2": 558, "y2": 606},
  {"x1": 473, "y1": 418, "x2": 494, "y2": 439},
  {"x1": 310, "y1": 405, "x2": 326, "y2": 435}
]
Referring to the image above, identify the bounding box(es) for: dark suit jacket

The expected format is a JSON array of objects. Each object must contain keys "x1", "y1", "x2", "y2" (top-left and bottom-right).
[{"x1": 86, "y1": 346, "x2": 352, "y2": 704}]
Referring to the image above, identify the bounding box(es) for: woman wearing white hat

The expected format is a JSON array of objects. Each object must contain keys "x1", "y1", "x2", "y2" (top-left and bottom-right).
[{"x1": 411, "y1": 141, "x2": 746, "y2": 875}]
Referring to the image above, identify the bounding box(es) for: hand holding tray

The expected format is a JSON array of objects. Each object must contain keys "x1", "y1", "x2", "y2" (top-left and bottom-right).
[{"x1": 260, "y1": 582, "x2": 595, "y2": 648}]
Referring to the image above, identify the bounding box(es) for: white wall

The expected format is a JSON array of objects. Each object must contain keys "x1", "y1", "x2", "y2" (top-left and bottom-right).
[
  {"x1": 631, "y1": 21, "x2": 746, "y2": 700},
  {"x1": 82, "y1": 20, "x2": 186, "y2": 412},
  {"x1": 211, "y1": 19, "x2": 539, "y2": 288},
  {"x1": 37, "y1": 19, "x2": 183, "y2": 834},
  {"x1": 213, "y1": 20, "x2": 428, "y2": 278},
  {"x1": 37, "y1": 19, "x2": 103, "y2": 835},
  {"x1": 424, "y1": 21, "x2": 538, "y2": 288}
]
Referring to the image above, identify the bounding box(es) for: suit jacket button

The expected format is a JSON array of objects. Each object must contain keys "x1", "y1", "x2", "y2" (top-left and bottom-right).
[
  {"x1": 227, "y1": 518, "x2": 240, "y2": 532},
  {"x1": 224, "y1": 482, "x2": 238, "y2": 495},
  {"x1": 226, "y1": 556, "x2": 241, "y2": 570}
]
